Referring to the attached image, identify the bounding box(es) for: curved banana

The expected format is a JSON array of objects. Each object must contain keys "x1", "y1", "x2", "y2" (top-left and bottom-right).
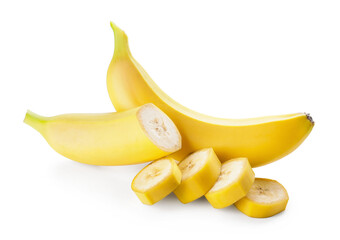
[
  {"x1": 107, "y1": 22, "x2": 314, "y2": 167},
  {"x1": 24, "y1": 104, "x2": 181, "y2": 165}
]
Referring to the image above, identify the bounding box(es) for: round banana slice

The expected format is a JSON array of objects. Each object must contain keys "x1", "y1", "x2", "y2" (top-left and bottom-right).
[
  {"x1": 174, "y1": 148, "x2": 221, "y2": 204},
  {"x1": 205, "y1": 158, "x2": 255, "y2": 209},
  {"x1": 234, "y1": 178, "x2": 289, "y2": 218},
  {"x1": 131, "y1": 157, "x2": 182, "y2": 205}
]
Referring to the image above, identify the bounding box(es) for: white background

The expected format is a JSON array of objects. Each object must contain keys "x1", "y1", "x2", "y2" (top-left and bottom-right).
[{"x1": 1, "y1": 0, "x2": 339, "y2": 239}]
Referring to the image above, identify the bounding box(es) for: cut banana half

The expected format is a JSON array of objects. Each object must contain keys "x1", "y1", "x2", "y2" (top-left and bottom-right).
[
  {"x1": 234, "y1": 178, "x2": 289, "y2": 218},
  {"x1": 174, "y1": 148, "x2": 221, "y2": 204},
  {"x1": 205, "y1": 158, "x2": 255, "y2": 209},
  {"x1": 131, "y1": 158, "x2": 182, "y2": 205},
  {"x1": 24, "y1": 103, "x2": 181, "y2": 165}
]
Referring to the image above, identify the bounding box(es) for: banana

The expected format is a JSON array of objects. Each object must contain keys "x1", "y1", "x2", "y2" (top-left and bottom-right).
[
  {"x1": 205, "y1": 158, "x2": 255, "y2": 209},
  {"x1": 24, "y1": 103, "x2": 181, "y2": 165},
  {"x1": 174, "y1": 148, "x2": 221, "y2": 204},
  {"x1": 131, "y1": 157, "x2": 181, "y2": 205},
  {"x1": 106, "y1": 22, "x2": 314, "y2": 167},
  {"x1": 234, "y1": 178, "x2": 289, "y2": 218}
]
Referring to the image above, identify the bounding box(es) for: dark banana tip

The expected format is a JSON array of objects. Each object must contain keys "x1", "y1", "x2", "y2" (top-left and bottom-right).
[{"x1": 304, "y1": 113, "x2": 314, "y2": 125}]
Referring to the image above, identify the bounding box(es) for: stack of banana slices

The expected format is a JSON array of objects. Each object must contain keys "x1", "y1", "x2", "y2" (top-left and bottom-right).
[
  {"x1": 132, "y1": 148, "x2": 289, "y2": 218},
  {"x1": 24, "y1": 22, "x2": 313, "y2": 219}
]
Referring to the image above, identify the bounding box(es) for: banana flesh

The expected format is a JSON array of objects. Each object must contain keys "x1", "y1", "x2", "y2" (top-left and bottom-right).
[
  {"x1": 24, "y1": 103, "x2": 181, "y2": 165},
  {"x1": 106, "y1": 22, "x2": 314, "y2": 167},
  {"x1": 131, "y1": 158, "x2": 182, "y2": 205},
  {"x1": 174, "y1": 148, "x2": 221, "y2": 204},
  {"x1": 234, "y1": 178, "x2": 289, "y2": 218},
  {"x1": 205, "y1": 158, "x2": 255, "y2": 209}
]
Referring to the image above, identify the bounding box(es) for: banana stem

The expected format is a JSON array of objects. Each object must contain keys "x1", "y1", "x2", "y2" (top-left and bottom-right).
[
  {"x1": 24, "y1": 110, "x2": 47, "y2": 133},
  {"x1": 110, "y1": 22, "x2": 131, "y2": 58}
]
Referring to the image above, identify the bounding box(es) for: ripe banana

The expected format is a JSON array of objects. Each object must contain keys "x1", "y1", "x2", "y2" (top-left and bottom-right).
[
  {"x1": 234, "y1": 178, "x2": 289, "y2": 218},
  {"x1": 174, "y1": 148, "x2": 221, "y2": 204},
  {"x1": 24, "y1": 103, "x2": 181, "y2": 165},
  {"x1": 131, "y1": 157, "x2": 181, "y2": 205},
  {"x1": 205, "y1": 158, "x2": 255, "y2": 209},
  {"x1": 106, "y1": 22, "x2": 314, "y2": 167}
]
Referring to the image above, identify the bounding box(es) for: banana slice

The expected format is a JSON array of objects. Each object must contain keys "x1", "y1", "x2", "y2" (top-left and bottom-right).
[
  {"x1": 131, "y1": 157, "x2": 182, "y2": 205},
  {"x1": 205, "y1": 158, "x2": 255, "y2": 209},
  {"x1": 174, "y1": 148, "x2": 221, "y2": 204},
  {"x1": 234, "y1": 178, "x2": 289, "y2": 218}
]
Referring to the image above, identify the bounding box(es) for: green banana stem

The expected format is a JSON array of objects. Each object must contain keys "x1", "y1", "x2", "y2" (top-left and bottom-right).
[
  {"x1": 24, "y1": 110, "x2": 47, "y2": 133},
  {"x1": 110, "y1": 22, "x2": 131, "y2": 59}
]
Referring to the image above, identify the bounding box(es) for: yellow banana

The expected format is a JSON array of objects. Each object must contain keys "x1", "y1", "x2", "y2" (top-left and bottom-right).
[
  {"x1": 131, "y1": 157, "x2": 182, "y2": 205},
  {"x1": 234, "y1": 178, "x2": 289, "y2": 218},
  {"x1": 174, "y1": 148, "x2": 221, "y2": 204},
  {"x1": 205, "y1": 158, "x2": 255, "y2": 209},
  {"x1": 106, "y1": 22, "x2": 314, "y2": 167},
  {"x1": 24, "y1": 103, "x2": 181, "y2": 165}
]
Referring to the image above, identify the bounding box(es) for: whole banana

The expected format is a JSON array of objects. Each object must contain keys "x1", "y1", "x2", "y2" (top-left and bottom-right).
[{"x1": 106, "y1": 22, "x2": 314, "y2": 167}]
